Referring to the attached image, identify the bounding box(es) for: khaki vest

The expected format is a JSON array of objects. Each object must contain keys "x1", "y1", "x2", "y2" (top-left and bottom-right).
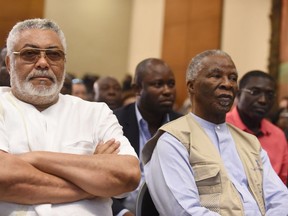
[{"x1": 142, "y1": 114, "x2": 266, "y2": 216}]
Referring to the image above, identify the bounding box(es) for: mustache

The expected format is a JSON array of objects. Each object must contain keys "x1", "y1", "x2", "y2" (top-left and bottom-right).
[{"x1": 26, "y1": 70, "x2": 57, "y2": 82}]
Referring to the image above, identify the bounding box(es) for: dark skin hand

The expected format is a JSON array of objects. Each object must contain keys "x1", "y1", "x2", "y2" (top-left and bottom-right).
[{"x1": 124, "y1": 212, "x2": 134, "y2": 216}]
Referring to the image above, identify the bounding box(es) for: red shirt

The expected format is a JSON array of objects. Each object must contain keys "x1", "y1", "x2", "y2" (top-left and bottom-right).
[{"x1": 226, "y1": 106, "x2": 288, "y2": 184}]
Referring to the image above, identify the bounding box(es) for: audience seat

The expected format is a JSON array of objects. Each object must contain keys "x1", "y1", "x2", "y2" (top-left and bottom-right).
[{"x1": 135, "y1": 182, "x2": 159, "y2": 216}]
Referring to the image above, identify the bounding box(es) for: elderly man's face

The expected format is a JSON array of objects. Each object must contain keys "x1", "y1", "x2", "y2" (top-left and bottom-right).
[
  {"x1": 7, "y1": 29, "x2": 65, "y2": 107},
  {"x1": 188, "y1": 55, "x2": 238, "y2": 123}
]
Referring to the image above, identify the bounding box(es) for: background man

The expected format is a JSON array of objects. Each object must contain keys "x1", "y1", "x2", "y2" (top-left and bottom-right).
[
  {"x1": 94, "y1": 76, "x2": 123, "y2": 110},
  {"x1": 71, "y1": 78, "x2": 89, "y2": 100},
  {"x1": 226, "y1": 70, "x2": 288, "y2": 185},
  {"x1": 112, "y1": 58, "x2": 182, "y2": 215}
]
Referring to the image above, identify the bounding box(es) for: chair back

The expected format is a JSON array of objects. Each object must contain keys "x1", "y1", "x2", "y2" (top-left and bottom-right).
[{"x1": 135, "y1": 182, "x2": 159, "y2": 216}]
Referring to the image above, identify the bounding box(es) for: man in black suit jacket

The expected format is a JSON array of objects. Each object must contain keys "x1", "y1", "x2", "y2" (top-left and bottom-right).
[
  {"x1": 114, "y1": 102, "x2": 182, "y2": 156},
  {"x1": 112, "y1": 58, "x2": 182, "y2": 216}
]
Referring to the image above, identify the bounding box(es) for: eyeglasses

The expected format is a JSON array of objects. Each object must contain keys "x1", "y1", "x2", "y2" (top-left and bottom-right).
[
  {"x1": 72, "y1": 78, "x2": 84, "y2": 84},
  {"x1": 13, "y1": 48, "x2": 65, "y2": 64},
  {"x1": 241, "y1": 88, "x2": 276, "y2": 100}
]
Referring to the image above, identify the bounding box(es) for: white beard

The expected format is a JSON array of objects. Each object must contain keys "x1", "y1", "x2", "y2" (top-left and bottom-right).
[{"x1": 10, "y1": 63, "x2": 65, "y2": 106}]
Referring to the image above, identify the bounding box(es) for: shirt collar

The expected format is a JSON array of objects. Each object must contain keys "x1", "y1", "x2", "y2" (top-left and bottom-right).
[
  {"x1": 135, "y1": 103, "x2": 170, "y2": 126},
  {"x1": 191, "y1": 113, "x2": 227, "y2": 131},
  {"x1": 229, "y1": 106, "x2": 270, "y2": 137}
]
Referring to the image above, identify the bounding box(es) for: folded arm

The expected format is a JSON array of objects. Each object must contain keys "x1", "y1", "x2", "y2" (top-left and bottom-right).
[
  {"x1": 0, "y1": 151, "x2": 92, "y2": 204},
  {"x1": 19, "y1": 140, "x2": 141, "y2": 198}
]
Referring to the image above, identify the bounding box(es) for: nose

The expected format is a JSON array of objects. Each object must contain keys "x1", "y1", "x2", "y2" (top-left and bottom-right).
[
  {"x1": 35, "y1": 51, "x2": 49, "y2": 69},
  {"x1": 257, "y1": 93, "x2": 268, "y2": 104},
  {"x1": 38, "y1": 51, "x2": 45, "y2": 58},
  {"x1": 220, "y1": 77, "x2": 234, "y2": 89},
  {"x1": 107, "y1": 87, "x2": 117, "y2": 95},
  {"x1": 162, "y1": 84, "x2": 174, "y2": 95}
]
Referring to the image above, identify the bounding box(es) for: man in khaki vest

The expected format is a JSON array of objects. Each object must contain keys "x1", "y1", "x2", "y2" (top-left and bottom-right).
[{"x1": 142, "y1": 50, "x2": 288, "y2": 216}]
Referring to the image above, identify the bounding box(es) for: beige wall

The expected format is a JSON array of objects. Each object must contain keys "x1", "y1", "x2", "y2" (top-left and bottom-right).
[
  {"x1": 222, "y1": 0, "x2": 271, "y2": 78},
  {"x1": 127, "y1": 0, "x2": 165, "y2": 74},
  {"x1": 44, "y1": 0, "x2": 132, "y2": 81},
  {"x1": 44, "y1": 0, "x2": 272, "y2": 81}
]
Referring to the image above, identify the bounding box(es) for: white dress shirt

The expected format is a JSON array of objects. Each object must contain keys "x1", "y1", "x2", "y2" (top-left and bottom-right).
[{"x1": 0, "y1": 88, "x2": 138, "y2": 216}]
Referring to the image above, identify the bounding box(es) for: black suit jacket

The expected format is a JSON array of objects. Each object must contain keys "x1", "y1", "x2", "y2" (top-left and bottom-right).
[
  {"x1": 113, "y1": 102, "x2": 182, "y2": 156},
  {"x1": 112, "y1": 103, "x2": 182, "y2": 215}
]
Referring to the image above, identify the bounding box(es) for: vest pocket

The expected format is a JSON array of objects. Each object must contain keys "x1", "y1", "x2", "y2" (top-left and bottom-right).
[
  {"x1": 193, "y1": 164, "x2": 221, "y2": 213},
  {"x1": 193, "y1": 164, "x2": 221, "y2": 192}
]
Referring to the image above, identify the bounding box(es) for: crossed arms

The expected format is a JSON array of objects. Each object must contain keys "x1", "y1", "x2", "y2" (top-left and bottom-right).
[{"x1": 0, "y1": 139, "x2": 141, "y2": 205}]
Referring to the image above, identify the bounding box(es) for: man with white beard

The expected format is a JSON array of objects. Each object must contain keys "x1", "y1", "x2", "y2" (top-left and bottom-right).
[{"x1": 0, "y1": 18, "x2": 140, "y2": 216}]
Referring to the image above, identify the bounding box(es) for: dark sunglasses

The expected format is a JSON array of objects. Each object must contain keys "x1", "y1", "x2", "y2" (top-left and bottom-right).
[{"x1": 13, "y1": 48, "x2": 65, "y2": 64}]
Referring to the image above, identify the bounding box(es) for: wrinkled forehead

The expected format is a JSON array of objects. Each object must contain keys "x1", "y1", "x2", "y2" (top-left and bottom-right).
[
  {"x1": 198, "y1": 55, "x2": 237, "y2": 75},
  {"x1": 14, "y1": 29, "x2": 64, "y2": 50},
  {"x1": 203, "y1": 55, "x2": 236, "y2": 68}
]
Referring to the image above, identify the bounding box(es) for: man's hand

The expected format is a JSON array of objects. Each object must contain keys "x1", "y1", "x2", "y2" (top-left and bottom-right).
[
  {"x1": 124, "y1": 211, "x2": 135, "y2": 216},
  {"x1": 95, "y1": 139, "x2": 120, "y2": 154}
]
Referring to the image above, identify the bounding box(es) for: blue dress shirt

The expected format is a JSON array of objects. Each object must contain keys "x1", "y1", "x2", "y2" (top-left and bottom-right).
[
  {"x1": 122, "y1": 104, "x2": 170, "y2": 213},
  {"x1": 144, "y1": 113, "x2": 288, "y2": 216}
]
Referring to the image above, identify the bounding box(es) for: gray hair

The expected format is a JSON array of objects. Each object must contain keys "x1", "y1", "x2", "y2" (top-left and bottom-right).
[
  {"x1": 6, "y1": 18, "x2": 67, "y2": 55},
  {"x1": 186, "y1": 49, "x2": 232, "y2": 82}
]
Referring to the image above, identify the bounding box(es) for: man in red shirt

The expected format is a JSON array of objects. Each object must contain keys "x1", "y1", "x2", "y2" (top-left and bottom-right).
[{"x1": 226, "y1": 70, "x2": 288, "y2": 185}]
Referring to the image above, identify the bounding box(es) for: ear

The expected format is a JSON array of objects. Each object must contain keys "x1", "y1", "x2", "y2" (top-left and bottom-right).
[
  {"x1": 187, "y1": 80, "x2": 195, "y2": 95},
  {"x1": 5, "y1": 55, "x2": 11, "y2": 74},
  {"x1": 236, "y1": 88, "x2": 241, "y2": 99},
  {"x1": 132, "y1": 83, "x2": 142, "y2": 96}
]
